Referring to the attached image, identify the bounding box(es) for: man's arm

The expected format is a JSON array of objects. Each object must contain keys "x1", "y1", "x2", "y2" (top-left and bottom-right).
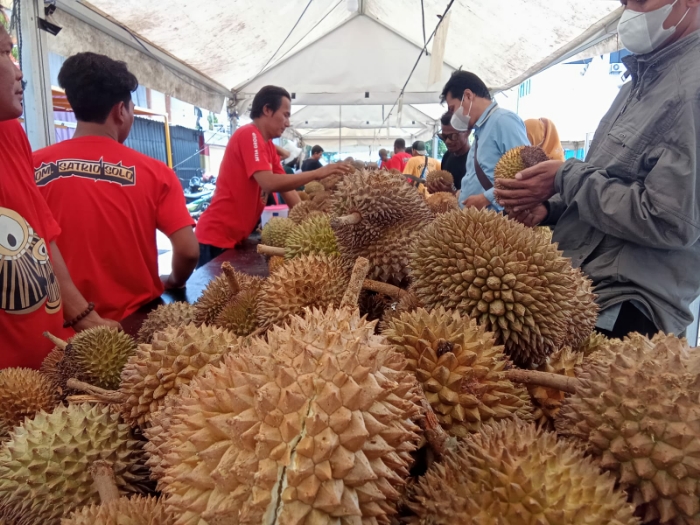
[
  {"x1": 162, "y1": 226, "x2": 199, "y2": 289},
  {"x1": 50, "y1": 241, "x2": 121, "y2": 329},
  {"x1": 254, "y1": 163, "x2": 350, "y2": 193}
]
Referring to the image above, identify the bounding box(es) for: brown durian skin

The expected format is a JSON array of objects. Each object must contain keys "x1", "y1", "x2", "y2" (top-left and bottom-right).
[
  {"x1": 557, "y1": 334, "x2": 700, "y2": 525},
  {"x1": 213, "y1": 286, "x2": 260, "y2": 336},
  {"x1": 0, "y1": 368, "x2": 59, "y2": 439},
  {"x1": 289, "y1": 200, "x2": 330, "y2": 224},
  {"x1": 303, "y1": 180, "x2": 324, "y2": 195},
  {"x1": 425, "y1": 170, "x2": 455, "y2": 194},
  {"x1": 297, "y1": 190, "x2": 310, "y2": 201},
  {"x1": 410, "y1": 208, "x2": 597, "y2": 367},
  {"x1": 146, "y1": 307, "x2": 422, "y2": 525},
  {"x1": 137, "y1": 302, "x2": 196, "y2": 344},
  {"x1": 528, "y1": 346, "x2": 583, "y2": 428},
  {"x1": 193, "y1": 271, "x2": 263, "y2": 326},
  {"x1": 61, "y1": 496, "x2": 175, "y2": 525},
  {"x1": 383, "y1": 307, "x2": 532, "y2": 437},
  {"x1": 407, "y1": 419, "x2": 639, "y2": 525},
  {"x1": 268, "y1": 255, "x2": 286, "y2": 274},
  {"x1": 426, "y1": 192, "x2": 459, "y2": 215}
]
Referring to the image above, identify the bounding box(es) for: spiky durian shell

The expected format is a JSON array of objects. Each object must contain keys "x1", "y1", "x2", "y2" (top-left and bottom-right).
[
  {"x1": 288, "y1": 200, "x2": 327, "y2": 224},
  {"x1": 410, "y1": 208, "x2": 598, "y2": 367},
  {"x1": 383, "y1": 307, "x2": 532, "y2": 436},
  {"x1": 268, "y1": 255, "x2": 286, "y2": 274},
  {"x1": 137, "y1": 302, "x2": 196, "y2": 344},
  {"x1": 358, "y1": 291, "x2": 392, "y2": 324},
  {"x1": 303, "y1": 180, "x2": 325, "y2": 195},
  {"x1": 320, "y1": 173, "x2": 343, "y2": 192},
  {"x1": 61, "y1": 496, "x2": 174, "y2": 525},
  {"x1": 521, "y1": 145, "x2": 550, "y2": 167},
  {"x1": 297, "y1": 190, "x2": 310, "y2": 201},
  {"x1": 213, "y1": 286, "x2": 261, "y2": 337},
  {"x1": 0, "y1": 403, "x2": 148, "y2": 525},
  {"x1": 284, "y1": 214, "x2": 339, "y2": 260},
  {"x1": 577, "y1": 330, "x2": 615, "y2": 356},
  {"x1": 557, "y1": 334, "x2": 700, "y2": 525},
  {"x1": 425, "y1": 170, "x2": 455, "y2": 194},
  {"x1": 380, "y1": 291, "x2": 423, "y2": 332},
  {"x1": 146, "y1": 306, "x2": 422, "y2": 525},
  {"x1": 62, "y1": 328, "x2": 137, "y2": 391},
  {"x1": 0, "y1": 368, "x2": 59, "y2": 439},
  {"x1": 193, "y1": 271, "x2": 263, "y2": 326},
  {"x1": 528, "y1": 346, "x2": 583, "y2": 428},
  {"x1": 494, "y1": 145, "x2": 550, "y2": 180},
  {"x1": 255, "y1": 253, "x2": 349, "y2": 330},
  {"x1": 261, "y1": 217, "x2": 297, "y2": 248},
  {"x1": 407, "y1": 419, "x2": 639, "y2": 524},
  {"x1": 119, "y1": 324, "x2": 241, "y2": 428},
  {"x1": 40, "y1": 347, "x2": 65, "y2": 389},
  {"x1": 426, "y1": 192, "x2": 459, "y2": 215},
  {"x1": 537, "y1": 225, "x2": 554, "y2": 243}
]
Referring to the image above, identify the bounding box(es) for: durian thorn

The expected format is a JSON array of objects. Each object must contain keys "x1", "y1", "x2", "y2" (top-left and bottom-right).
[
  {"x1": 362, "y1": 279, "x2": 407, "y2": 300},
  {"x1": 89, "y1": 460, "x2": 120, "y2": 504},
  {"x1": 221, "y1": 261, "x2": 241, "y2": 294},
  {"x1": 341, "y1": 257, "x2": 371, "y2": 310},
  {"x1": 249, "y1": 326, "x2": 268, "y2": 339},
  {"x1": 417, "y1": 395, "x2": 449, "y2": 458},
  {"x1": 43, "y1": 331, "x2": 68, "y2": 350},
  {"x1": 66, "y1": 378, "x2": 126, "y2": 403},
  {"x1": 331, "y1": 212, "x2": 362, "y2": 226},
  {"x1": 256, "y1": 244, "x2": 286, "y2": 257},
  {"x1": 504, "y1": 369, "x2": 581, "y2": 394}
]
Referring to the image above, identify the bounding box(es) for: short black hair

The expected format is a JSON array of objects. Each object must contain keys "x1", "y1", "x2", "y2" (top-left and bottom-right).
[
  {"x1": 250, "y1": 85, "x2": 291, "y2": 119},
  {"x1": 311, "y1": 145, "x2": 324, "y2": 155},
  {"x1": 58, "y1": 52, "x2": 138, "y2": 123},
  {"x1": 440, "y1": 111, "x2": 453, "y2": 127},
  {"x1": 440, "y1": 71, "x2": 491, "y2": 103},
  {"x1": 394, "y1": 138, "x2": 406, "y2": 149}
]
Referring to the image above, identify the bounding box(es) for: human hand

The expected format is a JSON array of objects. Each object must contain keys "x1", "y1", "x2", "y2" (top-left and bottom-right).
[
  {"x1": 462, "y1": 193, "x2": 491, "y2": 210},
  {"x1": 74, "y1": 310, "x2": 122, "y2": 332},
  {"x1": 494, "y1": 160, "x2": 563, "y2": 211},
  {"x1": 508, "y1": 204, "x2": 548, "y2": 227},
  {"x1": 316, "y1": 163, "x2": 354, "y2": 180},
  {"x1": 161, "y1": 274, "x2": 186, "y2": 290}
]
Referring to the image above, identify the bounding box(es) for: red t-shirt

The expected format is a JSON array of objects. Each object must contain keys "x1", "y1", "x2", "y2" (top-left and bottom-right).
[
  {"x1": 196, "y1": 123, "x2": 285, "y2": 249},
  {"x1": 33, "y1": 136, "x2": 194, "y2": 321},
  {"x1": 0, "y1": 119, "x2": 72, "y2": 369},
  {"x1": 387, "y1": 152, "x2": 412, "y2": 172}
]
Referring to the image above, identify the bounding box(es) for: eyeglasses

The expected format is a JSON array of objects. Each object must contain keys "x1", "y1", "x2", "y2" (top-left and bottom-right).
[{"x1": 437, "y1": 132, "x2": 465, "y2": 142}]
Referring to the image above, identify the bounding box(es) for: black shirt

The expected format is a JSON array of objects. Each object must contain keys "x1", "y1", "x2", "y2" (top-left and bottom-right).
[
  {"x1": 301, "y1": 158, "x2": 323, "y2": 172},
  {"x1": 441, "y1": 150, "x2": 469, "y2": 191}
]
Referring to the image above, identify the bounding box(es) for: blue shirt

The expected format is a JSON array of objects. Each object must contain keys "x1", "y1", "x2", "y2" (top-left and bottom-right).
[{"x1": 458, "y1": 101, "x2": 529, "y2": 211}]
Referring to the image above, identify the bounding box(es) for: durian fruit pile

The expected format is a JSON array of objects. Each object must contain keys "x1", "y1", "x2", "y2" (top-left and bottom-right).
[{"x1": 424, "y1": 170, "x2": 459, "y2": 215}]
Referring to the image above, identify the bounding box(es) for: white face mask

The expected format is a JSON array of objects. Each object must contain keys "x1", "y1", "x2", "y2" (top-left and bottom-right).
[
  {"x1": 617, "y1": 0, "x2": 691, "y2": 55},
  {"x1": 450, "y1": 94, "x2": 473, "y2": 132}
]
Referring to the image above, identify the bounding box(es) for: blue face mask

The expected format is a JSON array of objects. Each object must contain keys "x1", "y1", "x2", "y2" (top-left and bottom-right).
[{"x1": 450, "y1": 94, "x2": 473, "y2": 132}]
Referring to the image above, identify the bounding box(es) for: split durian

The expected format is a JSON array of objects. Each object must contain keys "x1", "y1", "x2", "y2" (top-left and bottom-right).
[
  {"x1": 255, "y1": 253, "x2": 350, "y2": 329},
  {"x1": 407, "y1": 419, "x2": 639, "y2": 524},
  {"x1": 0, "y1": 368, "x2": 59, "y2": 439},
  {"x1": 425, "y1": 170, "x2": 455, "y2": 194},
  {"x1": 303, "y1": 180, "x2": 324, "y2": 195},
  {"x1": 136, "y1": 302, "x2": 196, "y2": 344},
  {"x1": 284, "y1": 214, "x2": 339, "y2": 260},
  {"x1": 494, "y1": 145, "x2": 550, "y2": 180},
  {"x1": 268, "y1": 255, "x2": 286, "y2": 274},
  {"x1": 557, "y1": 333, "x2": 700, "y2": 524},
  {"x1": 120, "y1": 323, "x2": 241, "y2": 427},
  {"x1": 145, "y1": 306, "x2": 422, "y2": 525},
  {"x1": 425, "y1": 192, "x2": 459, "y2": 215},
  {"x1": 261, "y1": 217, "x2": 297, "y2": 248},
  {"x1": 410, "y1": 208, "x2": 597, "y2": 367},
  {"x1": 0, "y1": 403, "x2": 148, "y2": 525},
  {"x1": 383, "y1": 307, "x2": 532, "y2": 437},
  {"x1": 62, "y1": 496, "x2": 174, "y2": 525}
]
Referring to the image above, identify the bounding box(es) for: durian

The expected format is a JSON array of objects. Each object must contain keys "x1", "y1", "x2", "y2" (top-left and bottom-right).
[
  {"x1": 303, "y1": 180, "x2": 324, "y2": 195},
  {"x1": 255, "y1": 253, "x2": 350, "y2": 329},
  {"x1": 194, "y1": 266, "x2": 263, "y2": 326},
  {"x1": 268, "y1": 255, "x2": 286, "y2": 274},
  {"x1": 528, "y1": 346, "x2": 583, "y2": 427},
  {"x1": 62, "y1": 496, "x2": 174, "y2": 525},
  {"x1": 120, "y1": 323, "x2": 241, "y2": 427},
  {"x1": 383, "y1": 307, "x2": 532, "y2": 437},
  {"x1": 146, "y1": 306, "x2": 421, "y2": 525},
  {"x1": 557, "y1": 333, "x2": 700, "y2": 524},
  {"x1": 213, "y1": 284, "x2": 261, "y2": 336},
  {"x1": 297, "y1": 190, "x2": 310, "y2": 201},
  {"x1": 284, "y1": 214, "x2": 338, "y2": 260},
  {"x1": 40, "y1": 346, "x2": 65, "y2": 389},
  {"x1": 407, "y1": 419, "x2": 639, "y2": 524},
  {"x1": 261, "y1": 217, "x2": 297, "y2": 248},
  {"x1": 0, "y1": 403, "x2": 148, "y2": 525},
  {"x1": 425, "y1": 192, "x2": 459, "y2": 215},
  {"x1": 289, "y1": 200, "x2": 327, "y2": 224},
  {"x1": 358, "y1": 291, "x2": 392, "y2": 324},
  {"x1": 0, "y1": 368, "x2": 59, "y2": 439},
  {"x1": 425, "y1": 170, "x2": 454, "y2": 194},
  {"x1": 136, "y1": 302, "x2": 196, "y2": 344},
  {"x1": 494, "y1": 145, "x2": 550, "y2": 180},
  {"x1": 410, "y1": 208, "x2": 598, "y2": 366},
  {"x1": 320, "y1": 173, "x2": 343, "y2": 192},
  {"x1": 577, "y1": 330, "x2": 615, "y2": 356}
]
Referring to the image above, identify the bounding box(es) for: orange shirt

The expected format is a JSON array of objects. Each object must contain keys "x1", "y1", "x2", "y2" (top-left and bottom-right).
[
  {"x1": 387, "y1": 151, "x2": 412, "y2": 172},
  {"x1": 196, "y1": 123, "x2": 285, "y2": 249},
  {"x1": 33, "y1": 136, "x2": 194, "y2": 322},
  {"x1": 0, "y1": 119, "x2": 72, "y2": 369}
]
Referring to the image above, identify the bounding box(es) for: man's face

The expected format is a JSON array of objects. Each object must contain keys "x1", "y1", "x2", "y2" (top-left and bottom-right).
[
  {"x1": 313, "y1": 151, "x2": 322, "y2": 160},
  {"x1": 268, "y1": 97, "x2": 291, "y2": 139},
  {"x1": 0, "y1": 28, "x2": 23, "y2": 121},
  {"x1": 440, "y1": 123, "x2": 469, "y2": 153},
  {"x1": 620, "y1": 0, "x2": 697, "y2": 47},
  {"x1": 379, "y1": 151, "x2": 387, "y2": 161}
]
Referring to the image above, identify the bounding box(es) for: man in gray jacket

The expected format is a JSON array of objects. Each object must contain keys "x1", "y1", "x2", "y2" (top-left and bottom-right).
[{"x1": 495, "y1": 0, "x2": 700, "y2": 339}]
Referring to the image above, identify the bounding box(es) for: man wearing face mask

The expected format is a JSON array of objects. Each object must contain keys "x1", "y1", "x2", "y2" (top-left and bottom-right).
[
  {"x1": 441, "y1": 71, "x2": 529, "y2": 210},
  {"x1": 495, "y1": 0, "x2": 700, "y2": 339}
]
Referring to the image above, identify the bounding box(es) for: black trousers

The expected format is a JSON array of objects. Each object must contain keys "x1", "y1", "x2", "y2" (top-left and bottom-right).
[
  {"x1": 197, "y1": 243, "x2": 226, "y2": 269},
  {"x1": 595, "y1": 301, "x2": 658, "y2": 339}
]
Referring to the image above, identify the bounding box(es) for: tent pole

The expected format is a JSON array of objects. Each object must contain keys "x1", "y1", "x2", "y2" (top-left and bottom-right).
[{"x1": 339, "y1": 105, "x2": 342, "y2": 156}]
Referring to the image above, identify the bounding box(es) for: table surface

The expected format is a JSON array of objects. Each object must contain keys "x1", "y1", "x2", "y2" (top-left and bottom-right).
[{"x1": 121, "y1": 236, "x2": 269, "y2": 338}]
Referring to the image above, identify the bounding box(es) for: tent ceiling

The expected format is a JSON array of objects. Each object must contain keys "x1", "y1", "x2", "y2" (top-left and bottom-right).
[{"x1": 290, "y1": 104, "x2": 436, "y2": 130}]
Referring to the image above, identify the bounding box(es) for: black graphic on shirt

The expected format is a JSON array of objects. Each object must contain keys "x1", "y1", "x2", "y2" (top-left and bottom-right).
[
  {"x1": 0, "y1": 207, "x2": 61, "y2": 315},
  {"x1": 34, "y1": 158, "x2": 136, "y2": 187}
]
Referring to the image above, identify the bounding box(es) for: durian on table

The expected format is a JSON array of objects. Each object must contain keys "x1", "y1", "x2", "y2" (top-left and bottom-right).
[{"x1": 257, "y1": 213, "x2": 339, "y2": 260}]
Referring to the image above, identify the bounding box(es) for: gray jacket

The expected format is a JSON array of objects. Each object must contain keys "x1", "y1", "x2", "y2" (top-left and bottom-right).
[{"x1": 545, "y1": 31, "x2": 700, "y2": 335}]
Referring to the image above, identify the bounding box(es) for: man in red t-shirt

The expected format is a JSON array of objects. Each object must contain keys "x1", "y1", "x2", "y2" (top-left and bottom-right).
[
  {"x1": 0, "y1": 28, "x2": 116, "y2": 368},
  {"x1": 196, "y1": 86, "x2": 351, "y2": 266},
  {"x1": 33, "y1": 53, "x2": 199, "y2": 322},
  {"x1": 386, "y1": 138, "x2": 412, "y2": 172}
]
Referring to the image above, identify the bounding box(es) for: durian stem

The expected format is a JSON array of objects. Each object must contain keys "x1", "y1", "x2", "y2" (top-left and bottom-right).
[
  {"x1": 504, "y1": 369, "x2": 581, "y2": 394},
  {"x1": 221, "y1": 262, "x2": 241, "y2": 294},
  {"x1": 256, "y1": 244, "x2": 286, "y2": 257},
  {"x1": 66, "y1": 379, "x2": 125, "y2": 403},
  {"x1": 89, "y1": 460, "x2": 120, "y2": 504},
  {"x1": 362, "y1": 280, "x2": 407, "y2": 300},
  {"x1": 331, "y1": 212, "x2": 362, "y2": 226},
  {"x1": 341, "y1": 257, "x2": 371, "y2": 309},
  {"x1": 417, "y1": 396, "x2": 449, "y2": 458},
  {"x1": 43, "y1": 331, "x2": 68, "y2": 350}
]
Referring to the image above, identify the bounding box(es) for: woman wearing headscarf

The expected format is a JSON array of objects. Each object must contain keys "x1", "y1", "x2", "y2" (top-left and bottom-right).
[{"x1": 525, "y1": 118, "x2": 565, "y2": 161}]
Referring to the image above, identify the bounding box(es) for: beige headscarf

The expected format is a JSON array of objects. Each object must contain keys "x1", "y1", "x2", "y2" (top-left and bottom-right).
[{"x1": 525, "y1": 118, "x2": 565, "y2": 161}]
